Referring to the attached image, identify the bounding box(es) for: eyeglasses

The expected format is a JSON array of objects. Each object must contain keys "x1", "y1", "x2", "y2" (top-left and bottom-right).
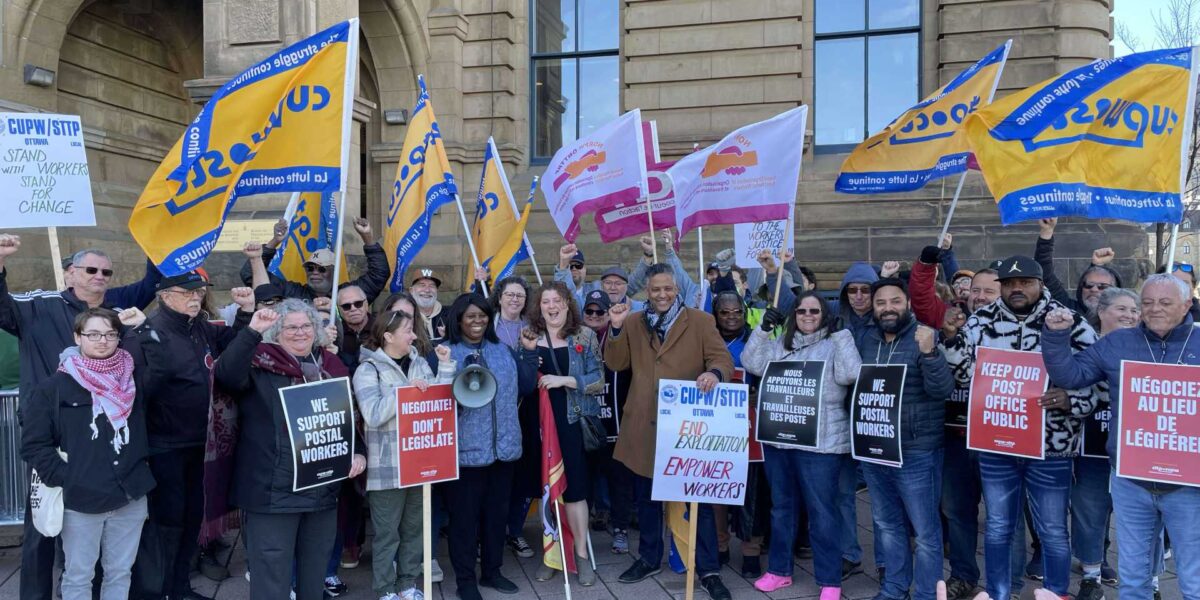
[
  {"x1": 502, "y1": 292, "x2": 526, "y2": 301},
  {"x1": 716, "y1": 309, "x2": 745, "y2": 317},
  {"x1": 282, "y1": 323, "x2": 315, "y2": 334},
  {"x1": 846, "y1": 286, "x2": 871, "y2": 296},
  {"x1": 304, "y1": 264, "x2": 329, "y2": 274},
  {"x1": 167, "y1": 288, "x2": 207, "y2": 297},
  {"x1": 1174, "y1": 263, "x2": 1195, "y2": 274},
  {"x1": 80, "y1": 331, "x2": 120, "y2": 342},
  {"x1": 339, "y1": 300, "x2": 366, "y2": 311},
  {"x1": 583, "y1": 308, "x2": 607, "y2": 317},
  {"x1": 81, "y1": 266, "x2": 114, "y2": 277},
  {"x1": 1081, "y1": 282, "x2": 1112, "y2": 291},
  {"x1": 259, "y1": 298, "x2": 281, "y2": 307},
  {"x1": 795, "y1": 308, "x2": 822, "y2": 315}
]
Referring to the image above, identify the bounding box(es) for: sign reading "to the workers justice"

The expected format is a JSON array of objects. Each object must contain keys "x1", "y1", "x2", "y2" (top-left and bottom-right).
[{"x1": 967, "y1": 347, "x2": 1047, "y2": 459}]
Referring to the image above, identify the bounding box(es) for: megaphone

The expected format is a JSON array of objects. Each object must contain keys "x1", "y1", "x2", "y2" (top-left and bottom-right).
[{"x1": 452, "y1": 364, "x2": 497, "y2": 409}]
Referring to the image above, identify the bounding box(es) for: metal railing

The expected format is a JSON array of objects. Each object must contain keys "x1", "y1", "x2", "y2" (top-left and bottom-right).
[{"x1": 0, "y1": 389, "x2": 26, "y2": 525}]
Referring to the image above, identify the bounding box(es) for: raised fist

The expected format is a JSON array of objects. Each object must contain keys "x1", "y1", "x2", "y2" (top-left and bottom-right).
[
  {"x1": 1038, "y1": 218, "x2": 1057, "y2": 239},
  {"x1": 434, "y1": 344, "x2": 452, "y2": 363},
  {"x1": 1044, "y1": 307, "x2": 1074, "y2": 331},
  {"x1": 881, "y1": 261, "x2": 901, "y2": 278},
  {"x1": 0, "y1": 234, "x2": 21, "y2": 258},
  {"x1": 519, "y1": 327, "x2": 539, "y2": 351},
  {"x1": 117, "y1": 307, "x2": 146, "y2": 328},
  {"x1": 1091, "y1": 247, "x2": 1115, "y2": 266},
  {"x1": 915, "y1": 325, "x2": 937, "y2": 354},
  {"x1": 249, "y1": 308, "x2": 280, "y2": 333},
  {"x1": 242, "y1": 242, "x2": 263, "y2": 259},
  {"x1": 231, "y1": 287, "x2": 255, "y2": 311},
  {"x1": 608, "y1": 301, "x2": 631, "y2": 329}
]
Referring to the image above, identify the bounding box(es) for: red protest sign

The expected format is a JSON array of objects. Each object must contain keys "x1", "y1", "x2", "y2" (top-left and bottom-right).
[
  {"x1": 1117, "y1": 361, "x2": 1200, "y2": 487},
  {"x1": 396, "y1": 384, "x2": 459, "y2": 487},
  {"x1": 967, "y1": 347, "x2": 1047, "y2": 459}
]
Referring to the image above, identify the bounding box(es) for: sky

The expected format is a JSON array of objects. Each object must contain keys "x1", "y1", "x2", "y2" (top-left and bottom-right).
[{"x1": 1112, "y1": 0, "x2": 1183, "y2": 55}]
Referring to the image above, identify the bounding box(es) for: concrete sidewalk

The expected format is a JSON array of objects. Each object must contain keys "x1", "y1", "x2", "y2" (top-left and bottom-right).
[{"x1": 0, "y1": 490, "x2": 1182, "y2": 599}]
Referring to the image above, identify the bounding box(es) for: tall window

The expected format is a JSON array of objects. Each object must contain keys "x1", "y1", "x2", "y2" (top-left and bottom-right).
[
  {"x1": 532, "y1": 0, "x2": 619, "y2": 160},
  {"x1": 814, "y1": 0, "x2": 920, "y2": 151}
]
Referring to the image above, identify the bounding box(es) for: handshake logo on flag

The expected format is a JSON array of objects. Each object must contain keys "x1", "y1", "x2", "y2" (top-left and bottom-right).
[{"x1": 701, "y1": 146, "x2": 758, "y2": 178}]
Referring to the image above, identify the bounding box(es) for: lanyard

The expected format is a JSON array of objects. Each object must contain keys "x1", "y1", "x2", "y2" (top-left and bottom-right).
[{"x1": 1143, "y1": 326, "x2": 1194, "y2": 365}]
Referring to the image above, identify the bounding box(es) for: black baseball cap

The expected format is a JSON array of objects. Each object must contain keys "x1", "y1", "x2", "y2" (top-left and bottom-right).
[
  {"x1": 994, "y1": 255, "x2": 1043, "y2": 281},
  {"x1": 569, "y1": 250, "x2": 586, "y2": 267},
  {"x1": 583, "y1": 289, "x2": 611, "y2": 311},
  {"x1": 156, "y1": 271, "x2": 211, "y2": 292},
  {"x1": 254, "y1": 283, "x2": 285, "y2": 304}
]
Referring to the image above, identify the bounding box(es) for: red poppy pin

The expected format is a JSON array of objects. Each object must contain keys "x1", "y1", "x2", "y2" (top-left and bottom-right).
[{"x1": 574, "y1": 343, "x2": 584, "y2": 354}]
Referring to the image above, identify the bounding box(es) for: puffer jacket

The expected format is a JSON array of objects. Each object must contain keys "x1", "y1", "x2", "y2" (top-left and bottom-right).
[
  {"x1": 353, "y1": 346, "x2": 455, "y2": 491},
  {"x1": 942, "y1": 294, "x2": 1098, "y2": 456},
  {"x1": 447, "y1": 340, "x2": 538, "y2": 467},
  {"x1": 857, "y1": 317, "x2": 955, "y2": 455},
  {"x1": 742, "y1": 327, "x2": 862, "y2": 454},
  {"x1": 546, "y1": 328, "x2": 605, "y2": 424}
]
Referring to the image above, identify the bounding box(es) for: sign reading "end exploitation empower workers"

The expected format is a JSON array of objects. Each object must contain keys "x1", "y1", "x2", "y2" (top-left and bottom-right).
[{"x1": 652, "y1": 379, "x2": 750, "y2": 505}]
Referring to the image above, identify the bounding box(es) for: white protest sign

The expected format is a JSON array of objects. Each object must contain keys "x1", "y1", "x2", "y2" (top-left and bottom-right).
[
  {"x1": 651, "y1": 379, "x2": 750, "y2": 505},
  {"x1": 734, "y1": 218, "x2": 794, "y2": 269},
  {"x1": 0, "y1": 113, "x2": 94, "y2": 228}
]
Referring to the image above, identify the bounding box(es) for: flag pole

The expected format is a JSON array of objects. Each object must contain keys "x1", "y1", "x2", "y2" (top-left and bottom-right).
[
  {"x1": 523, "y1": 177, "x2": 543, "y2": 285},
  {"x1": 1167, "y1": 223, "x2": 1181, "y2": 267},
  {"x1": 329, "y1": 18, "x2": 360, "y2": 325},
  {"x1": 685, "y1": 500, "x2": 699, "y2": 600},
  {"x1": 422, "y1": 483, "x2": 433, "y2": 600},
  {"x1": 697, "y1": 227, "x2": 705, "y2": 283},
  {"x1": 645, "y1": 193, "x2": 658, "y2": 263},
  {"x1": 938, "y1": 170, "x2": 968, "y2": 246},
  {"x1": 553, "y1": 499, "x2": 572, "y2": 600},
  {"x1": 772, "y1": 217, "x2": 792, "y2": 308},
  {"x1": 454, "y1": 193, "x2": 489, "y2": 297},
  {"x1": 48, "y1": 227, "x2": 65, "y2": 290}
]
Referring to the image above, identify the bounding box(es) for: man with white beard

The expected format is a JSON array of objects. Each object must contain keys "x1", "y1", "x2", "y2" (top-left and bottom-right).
[{"x1": 410, "y1": 268, "x2": 448, "y2": 345}]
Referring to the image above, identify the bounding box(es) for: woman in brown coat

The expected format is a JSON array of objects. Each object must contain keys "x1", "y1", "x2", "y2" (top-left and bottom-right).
[{"x1": 603, "y1": 262, "x2": 735, "y2": 600}]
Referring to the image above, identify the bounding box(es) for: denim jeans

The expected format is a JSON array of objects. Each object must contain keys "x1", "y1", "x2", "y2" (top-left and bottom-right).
[
  {"x1": 979, "y1": 454, "x2": 1072, "y2": 598},
  {"x1": 630, "y1": 473, "x2": 720, "y2": 577},
  {"x1": 61, "y1": 496, "x2": 148, "y2": 600},
  {"x1": 941, "y1": 434, "x2": 981, "y2": 585},
  {"x1": 1070, "y1": 456, "x2": 1112, "y2": 567},
  {"x1": 1110, "y1": 472, "x2": 1200, "y2": 598},
  {"x1": 839, "y1": 458, "x2": 884, "y2": 566},
  {"x1": 762, "y1": 446, "x2": 843, "y2": 586},
  {"x1": 861, "y1": 449, "x2": 944, "y2": 600}
]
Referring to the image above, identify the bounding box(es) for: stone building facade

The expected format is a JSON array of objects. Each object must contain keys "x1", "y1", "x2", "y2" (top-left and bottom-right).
[{"x1": 0, "y1": 0, "x2": 1148, "y2": 296}]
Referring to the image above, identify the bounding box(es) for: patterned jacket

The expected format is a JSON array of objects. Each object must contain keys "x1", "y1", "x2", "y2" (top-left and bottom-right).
[{"x1": 941, "y1": 294, "x2": 1098, "y2": 457}]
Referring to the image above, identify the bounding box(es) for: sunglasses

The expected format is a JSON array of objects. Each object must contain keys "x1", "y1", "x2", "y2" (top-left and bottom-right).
[
  {"x1": 259, "y1": 298, "x2": 281, "y2": 307},
  {"x1": 339, "y1": 299, "x2": 366, "y2": 311},
  {"x1": 1174, "y1": 263, "x2": 1195, "y2": 274},
  {"x1": 583, "y1": 308, "x2": 607, "y2": 317},
  {"x1": 716, "y1": 309, "x2": 745, "y2": 317},
  {"x1": 846, "y1": 286, "x2": 871, "y2": 296},
  {"x1": 304, "y1": 264, "x2": 329, "y2": 274},
  {"x1": 569, "y1": 263, "x2": 584, "y2": 270},
  {"x1": 1081, "y1": 282, "x2": 1112, "y2": 291},
  {"x1": 81, "y1": 266, "x2": 114, "y2": 277},
  {"x1": 795, "y1": 308, "x2": 822, "y2": 315}
]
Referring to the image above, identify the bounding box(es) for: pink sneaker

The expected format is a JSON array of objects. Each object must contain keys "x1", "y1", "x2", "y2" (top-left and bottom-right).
[
  {"x1": 753, "y1": 572, "x2": 792, "y2": 592},
  {"x1": 820, "y1": 586, "x2": 841, "y2": 600}
]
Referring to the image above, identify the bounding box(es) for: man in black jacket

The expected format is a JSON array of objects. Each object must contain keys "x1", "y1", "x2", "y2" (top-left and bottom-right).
[
  {"x1": 1034, "y1": 218, "x2": 1122, "y2": 315},
  {"x1": 0, "y1": 233, "x2": 163, "y2": 600},
  {"x1": 123, "y1": 271, "x2": 255, "y2": 600},
  {"x1": 241, "y1": 217, "x2": 389, "y2": 303}
]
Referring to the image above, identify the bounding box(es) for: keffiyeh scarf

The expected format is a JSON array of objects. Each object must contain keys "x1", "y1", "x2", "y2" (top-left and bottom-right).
[{"x1": 59, "y1": 347, "x2": 136, "y2": 453}]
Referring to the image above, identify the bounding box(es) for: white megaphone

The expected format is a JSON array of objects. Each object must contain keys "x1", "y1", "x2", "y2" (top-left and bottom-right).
[{"x1": 452, "y1": 363, "x2": 497, "y2": 409}]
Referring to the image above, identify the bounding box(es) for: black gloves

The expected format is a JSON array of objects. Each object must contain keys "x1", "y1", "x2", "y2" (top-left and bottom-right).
[
  {"x1": 919, "y1": 245, "x2": 942, "y2": 265},
  {"x1": 761, "y1": 306, "x2": 785, "y2": 332}
]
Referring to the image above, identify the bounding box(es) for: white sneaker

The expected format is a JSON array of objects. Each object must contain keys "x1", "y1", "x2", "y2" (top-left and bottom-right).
[
  {"x1": 400, "y1": 588, "x2": 425, "y2": 600},
  {"x1": 430, "y1": 558, "x2": 444, "y2": 583},
  {"x1": 244, "y1": 571, "x2": 250, "y2": 583},
  {"x1": 289, "y1": 590, "x2": 296, "y2": 600},
  {"x1": 379, "y1": 594, "x2": 401, "y2": 600}
]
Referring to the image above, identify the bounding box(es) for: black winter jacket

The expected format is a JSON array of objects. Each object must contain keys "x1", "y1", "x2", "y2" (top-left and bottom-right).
[
  {"x1": 21, "y1": 358, "x2": 156, "y2": 514},
  {"x1": 124, "y1": 306, "x2": 251, "y2": 449},
  {"x1": 214, "y1": 328, "x2": 346, "y2": 514},
  {"x1": 240, "y1": 243, "x2": 391, "y2": 303}
]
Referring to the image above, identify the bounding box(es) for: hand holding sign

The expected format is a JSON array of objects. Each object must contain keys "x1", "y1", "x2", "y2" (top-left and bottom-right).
[
  {"x1": 0, "y1": 234, "x2": 20, "y2": 258},
  {"x1": 411, "y1": 379, "x2": 430, "y2": 392},
  {"x1": 756, "y1": 250, "x2": 778, "y2": 274},
  {"x1": 1045, "y1": 308, "x2": 1073, "y2": 331},
  {"x1": 696, "y1": 372, "x2": 719, "y2": 393},
  {"x1": 268, "y1": 218, "x2": 288, "y2": 248},
  {"x1": 349, "y1": 454, "x2": 367, "y2": 478},
  {"x1": 1038, "y1": 387, "x2": 1070, "y2": 411}
]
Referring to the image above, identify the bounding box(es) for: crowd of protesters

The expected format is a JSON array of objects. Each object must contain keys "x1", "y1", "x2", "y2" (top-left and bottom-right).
[{"x1": 2, "y1": 216, "x2": 1199, "y2": 600}]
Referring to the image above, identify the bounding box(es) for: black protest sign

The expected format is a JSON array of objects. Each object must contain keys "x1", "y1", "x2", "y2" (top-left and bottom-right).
[
  {"x1": 595, "y1": 370, "x2": 621, "y2": 442},
  {"x1": 946, "y1": 387, "x2": 968, "y2": 428},
  {"x1": 1081, "y1": 400, "x2": 1111, "y2": 458},
  {"x1": 755, "y1": 360, "x2": 824, "y2": 449},
  {"x1": 851, "y1": 364, "x2": 906, "y2": 468},
  {"x1": 279, "y1": 377, "x2": 356, "y2": 492}
]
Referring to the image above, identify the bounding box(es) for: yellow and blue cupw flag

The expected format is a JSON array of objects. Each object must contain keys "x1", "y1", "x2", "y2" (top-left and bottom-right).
[
  {"x1": 465, "y1": 137, "x2": 525, "y2": 287},
  {"x1": 385, "y1": 75, "x2": 457, "y2": 292},
  {"x1": 130, "y1": 20, "x2": 357, "y2": 276},
  {"x1": 836, "y1": 40, "x2": 1011, "y2": 194},
  {"x1": 491, "y1": 185, "x2": 536, "y2": 282},
  {"x1": 269, "y1": 191, "x2": 348, "y2": 284},
  {"x1": 964, "y1": 47, "x2": 1199, "y2": 224}
]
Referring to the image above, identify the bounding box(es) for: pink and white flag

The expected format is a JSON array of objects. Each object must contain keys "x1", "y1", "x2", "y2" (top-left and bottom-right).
[
  {"x1": 592, "y1": 121, "x2": 677, "y2": 242},
  {"x1": 669, "y1": 106, "x2": 808, "y2": 238},
  {"x1": 544, "y1": 109, "x2": 648, "y2": 242}
]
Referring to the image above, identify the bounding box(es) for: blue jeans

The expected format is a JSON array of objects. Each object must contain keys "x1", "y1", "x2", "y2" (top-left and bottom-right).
[
  {"x1": 630, "y1": 473, "x2": 720, "y2": 577},
  {"x1": 1111, "y1": 472, "x2": 1200, "y2": 598},
  {"x1": 861, "y1": 449, "x2": 944, "y2": 600},
  {"x1": 941, "y1": 434, "x2": 981, "y2": 585},
  {"x1": 1070, "y1": 456, "x2": 1112, "y2": 567},
  {"x1": 762, "y1": 446, "x2": 843, "y2": 587},
  {"x1": 979, "y1": 454, "x2": 1072, "y2": 598},
  {"x1": 839, "y1": 458, "x2": 884, "y2": 566}
]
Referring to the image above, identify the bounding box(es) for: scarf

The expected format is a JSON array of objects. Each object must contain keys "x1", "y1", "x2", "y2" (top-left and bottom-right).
[
  {"x1": 250, "y1": 342, "x2": 349, "y2": 383},
  {"x1": 58, "y1": 347, "x2": 136, "y2": 453},
  {"x1": 645, "y1": 297, "x2": 685, "y2": 343}
]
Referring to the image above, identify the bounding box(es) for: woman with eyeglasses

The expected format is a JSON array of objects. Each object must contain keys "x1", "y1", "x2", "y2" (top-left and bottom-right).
[
  {"x1": 213, "y1": 299, "x2": 365, "y2": 600},
  {"x1": 525, "y1": 282, "x2": 604, "y2": 585},
  {"x1": 441, "y1": 293, "x2": 538, "y2": 600},
  {"x1": 353, "y1": 310, "x2": 455, "y2": 600},
  {"x1": 22, "y1": 307, "x2": 156, "y2": 600},
  {"x1": 741, "y1": 291, "x2": 862, "y2": 599}
]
